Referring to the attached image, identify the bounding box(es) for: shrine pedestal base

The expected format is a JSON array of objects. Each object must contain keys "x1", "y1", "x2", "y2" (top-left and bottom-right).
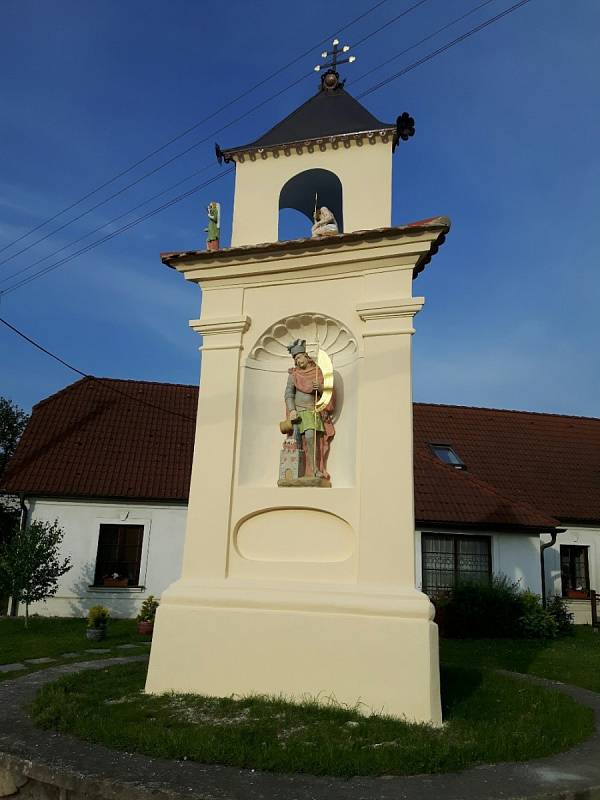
[{"x1": 145, "y1": 581, "x2": 442, "y2": 726}]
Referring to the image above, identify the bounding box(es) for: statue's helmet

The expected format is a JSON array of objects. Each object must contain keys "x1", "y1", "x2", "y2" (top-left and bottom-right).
[{"x1": 287, "y1": 339, "x2": 307, "y2": 357}]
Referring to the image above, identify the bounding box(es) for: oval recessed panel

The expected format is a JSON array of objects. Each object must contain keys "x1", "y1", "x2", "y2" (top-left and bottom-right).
[{"x1": 235, "y1": 509, "x2": 354, "y2": 563}]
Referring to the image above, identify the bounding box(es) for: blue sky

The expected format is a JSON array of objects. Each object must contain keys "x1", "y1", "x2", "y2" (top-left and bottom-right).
[{"x1": 1, "y1": 0, "x2": 599, "y2": 417}]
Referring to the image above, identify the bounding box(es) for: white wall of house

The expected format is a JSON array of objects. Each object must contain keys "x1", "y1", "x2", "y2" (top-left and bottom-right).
[
  {"x1": 24, "y1": 498, "x2": 187, "y2": 618},
  {"x1": 415, "y1": 529, "x2": 542, "y2": 595},
  {"x1": 542, "y1": 525, "x2": 600, "y2": 624}
]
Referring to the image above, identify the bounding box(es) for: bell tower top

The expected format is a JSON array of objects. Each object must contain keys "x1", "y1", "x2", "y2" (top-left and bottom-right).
[{"x1": 216, "y1": 43, "x2": 415, "y2": 247}]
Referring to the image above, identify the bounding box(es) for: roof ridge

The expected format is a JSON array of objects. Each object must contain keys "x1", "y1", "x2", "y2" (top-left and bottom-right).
[
  {"x1": 415, "y1": 450, "x2": 560, "y2": 528},
  {"x1": 91, "y1": 376, "x2": 198, "y2": 390},
  {"x1": 414, "y1": 401, "x2": 600, "y2": 423},
  {"x1": 33, "y1": 376, "x2": 198, "y2": 411},
  {"x1": 32, "y1": 376, "x2": 92, "y2": 410}
]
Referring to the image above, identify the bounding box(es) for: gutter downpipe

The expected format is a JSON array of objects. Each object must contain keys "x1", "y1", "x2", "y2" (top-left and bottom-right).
[
  {"x1": 9, "y1": 493, "x2": 28, "y2": 617},
  {"x1": 540, "y1": 529, "x2": 563, "y2": 608}
]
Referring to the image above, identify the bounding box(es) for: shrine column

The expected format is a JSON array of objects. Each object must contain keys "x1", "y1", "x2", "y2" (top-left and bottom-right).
[
  {"x1": 182, "y1": 311, "x2": 250, "y2": 579},
  {"x1": 357, "y1": 297, "x2": 424, "y2": 589}
]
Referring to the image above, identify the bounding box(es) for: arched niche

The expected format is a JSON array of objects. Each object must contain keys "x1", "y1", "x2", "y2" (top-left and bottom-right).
[
  {"x1": 278, "y1": 169, "x2": 343, "y2": 241},
  {"x1": 239, "y1": 313, "x2": 359, "y2": 488}
]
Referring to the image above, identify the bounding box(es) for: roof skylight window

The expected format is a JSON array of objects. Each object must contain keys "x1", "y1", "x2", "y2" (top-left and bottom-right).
[{"x1": 429, "y1": 444, "x2": 465, "y2": 469}]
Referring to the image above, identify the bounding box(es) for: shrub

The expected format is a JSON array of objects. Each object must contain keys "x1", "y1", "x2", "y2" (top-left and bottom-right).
[
  {"x1": 87, "y1": 605, "x2": 109, "y2": 629},
  {"x1": 440, "y1": 576, "x2": 524, "y2": 639},
  {"x1": 518, "y1": 592, "x2": 559, "y2": 639},
  {"x1": 136, "y1": 595, "x2": 159, "y2": 623},
  {"x1": 438, "y1": 576, "x2": 566, "y2": 639},
  {"x1": 546, "y1": 595, "x2": 574, "y2": 636}
]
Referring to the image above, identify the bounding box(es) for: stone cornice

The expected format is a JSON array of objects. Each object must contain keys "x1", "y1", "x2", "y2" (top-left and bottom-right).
[
  {"x1": 357, "y1": 298, "x2": 425, "y2": 337},
  {"x1": 356, "y1": 298, "x2": 425, "y2": 321},
  {"x1": 189, "y1": 316, "x2": 251, "y2": 351},
  {"x1": 222, "y1": 128, "x2": 395, "y2": 163}
]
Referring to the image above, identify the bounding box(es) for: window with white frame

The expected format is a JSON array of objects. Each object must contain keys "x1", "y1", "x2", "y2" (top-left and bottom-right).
[
  {"x1": 93, "y1": 524, "x2": 144, "y2": 587},
  {"x1": 560, "y1": 545, "x2": 590, "y2": 597}
]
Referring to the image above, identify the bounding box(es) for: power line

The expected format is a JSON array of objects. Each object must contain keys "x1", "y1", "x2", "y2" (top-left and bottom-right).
[
  {"x1": 0, "y1": 0, "x2": 534, "y2": 297},
  {"x1": 358, "y1": 0, "x2": 533, "y2": 99},
  {"x1": 0, "y1": 69, "x2": 311, "y2": 271},
  {"x1": 0, "y1": 163, "x2": 217, "y2": 288},
  {"x1": 0, "y1": 0, "x2": 433, "y2": 283},
  {"x1": 0, "y1": 169, "x2": 233, "y2": 296},
  {"x1": 0, "y1": 0, "x2": 393, "y2": 259},
  {"x1": 351, "y1": 0, "x2": 499, "y2": 87},
  {"x1": 351, "y1": 0, "x2": 431, "y2": 49},
  {"x1": 0, "y1": 316, "x2": 196, "y2": 422}
]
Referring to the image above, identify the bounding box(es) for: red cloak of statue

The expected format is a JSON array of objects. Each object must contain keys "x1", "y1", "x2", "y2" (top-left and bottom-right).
[{"x1": 288, "y1": 362, "x2": 335, "y2": 479}]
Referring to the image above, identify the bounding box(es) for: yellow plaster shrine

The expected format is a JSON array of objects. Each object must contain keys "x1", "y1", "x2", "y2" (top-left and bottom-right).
[{"x1": 146, "y1": 128, "x2": 449, "y2": 725}]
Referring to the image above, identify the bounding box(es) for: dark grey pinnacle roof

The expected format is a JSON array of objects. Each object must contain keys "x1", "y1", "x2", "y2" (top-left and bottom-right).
[{"x1": 223, "y1": 87, "x2": 395, "y2": 154}]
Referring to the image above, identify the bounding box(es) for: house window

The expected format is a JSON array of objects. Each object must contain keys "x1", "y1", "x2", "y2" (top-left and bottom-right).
[
  {"x1": 429, "y1": 444, "x2": 465, "y2": 468},
  {"x1": 422, "y1": 533, "x2": 491, "y2": 596},
  {"x1": 93, "y1": 524, "x2": 144, "y2": 587},
  {"x1": 560, "y1": 545, "x2": 590, "y2": 597}
]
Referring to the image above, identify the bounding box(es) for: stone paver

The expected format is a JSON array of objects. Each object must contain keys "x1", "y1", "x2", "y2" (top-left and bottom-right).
[
  {"x1": 84, "y1": 648, "x2": 111, "y2": 653},
  {"x1": 60, "y1": 652, "x2": 81, "y2": 658},
  {"x1": 23, "y1": 657, "x2": 56, "y2": 665},
  {"x1": 0, "y1": 663, "x2": 26, "y2": 673},
  {"x1": 115, "y1": 644, "x2": 140, "y2": 649},
  {"x1": 0, "y1": 660, "x2": 599, "y2": 800}
]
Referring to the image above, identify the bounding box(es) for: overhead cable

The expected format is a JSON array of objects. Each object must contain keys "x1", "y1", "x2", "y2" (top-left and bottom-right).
[
  {"x1": 0, "y1": 0, "x2": 393, "y2": 258},
  {"x1": 0, "y1": 316, "x2": 196, "y2": 422}
]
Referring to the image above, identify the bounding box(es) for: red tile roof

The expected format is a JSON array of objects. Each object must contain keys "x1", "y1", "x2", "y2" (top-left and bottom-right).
[
  {"x1": 2, "y1": 379, "x2": 598, "y2": 529},
  {"x1": 1, "y1": 378, "x2": 197, "y2": 503},
  {"x1": 413, "y1": 403, "x2": 600, "y2": 525}
]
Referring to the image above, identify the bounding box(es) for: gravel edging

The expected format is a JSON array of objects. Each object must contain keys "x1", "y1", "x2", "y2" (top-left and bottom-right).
[{"x1": 1, "y1": 658, "x2": 600, "y2": 800}]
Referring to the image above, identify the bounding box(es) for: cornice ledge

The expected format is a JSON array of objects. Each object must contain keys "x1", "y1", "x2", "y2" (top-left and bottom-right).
[
  {"x1": 356, "y1": 297, "x2": 425, "y2": 321},
  {"x1": 189, "y1": 315, "x2": 251, "y2": 336}
]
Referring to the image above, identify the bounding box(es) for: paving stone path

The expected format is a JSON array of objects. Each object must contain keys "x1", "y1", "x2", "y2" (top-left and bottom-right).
[
  {"x1": 0, "y1": 644, "x2": 146, "y2": 677},
  {"x1": 0, "y1": 658, "x2": 599, "y2": 800}
]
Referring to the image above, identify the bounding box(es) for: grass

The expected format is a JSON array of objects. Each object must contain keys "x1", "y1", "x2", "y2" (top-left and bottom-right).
[
  {"x1": 30, "y1": 660, "x2": 594, "y2": 777},
  {"x1": 441, "y1": 626, "x2": 600, "y2": 693},
  {"x1": 0, "y1": 616, "x2": 150, "y2": 681}
]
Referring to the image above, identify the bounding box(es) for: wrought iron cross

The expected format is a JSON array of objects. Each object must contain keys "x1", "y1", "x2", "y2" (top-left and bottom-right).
[{"x1": 314, "y1": 38, "x2": 356, "y2": 84}]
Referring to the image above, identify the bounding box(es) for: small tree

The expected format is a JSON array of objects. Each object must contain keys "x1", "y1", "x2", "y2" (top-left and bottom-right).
[
  {"x1": 0, "y1": 397, "x2": 30, "y2": 554},
  {"x1": 0, "y1": 520, "x2": 72, "y2": 626}
]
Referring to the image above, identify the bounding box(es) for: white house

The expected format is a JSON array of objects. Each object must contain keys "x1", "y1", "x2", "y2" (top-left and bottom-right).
[{"x1": 2, "y1": 376, "x2": 598, "y2": 623}]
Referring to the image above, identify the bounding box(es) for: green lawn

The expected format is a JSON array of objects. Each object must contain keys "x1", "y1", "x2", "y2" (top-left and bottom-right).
[
  {"x1": 0, "y1": 617, "x2": 150, "y2": 681},
  {"x1": 31, "y1": 660, "x2": 593, "y2": 777},
  {"x1": 440, "y1": 626, "x2": 600, "y2": 693}
]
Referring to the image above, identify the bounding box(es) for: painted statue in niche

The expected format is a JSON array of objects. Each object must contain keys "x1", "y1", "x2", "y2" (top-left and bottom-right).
[
  {"x1": 278, "y1": 339, "x2": 335, "y2": 487},
  {"x1": 205, "y1": 201, "x2": 220, "y2": 251},
  {"x1": 311, "y1": 206, "x2": 338, "y2": 238}
]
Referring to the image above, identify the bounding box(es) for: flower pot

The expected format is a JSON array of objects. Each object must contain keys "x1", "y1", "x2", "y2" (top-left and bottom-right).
[
  {"x1": 86, "y1": 627, "x2": 106, "y2": 641},
  {"x1": 103, "y1": 577, "x2": 128, "y2": 588},
  {"x1": 566, "y1": 589, "x2": 588, "y2": 599},
  {"x1": 137, "y1": 621, "x2": 154, "y2": 636}
]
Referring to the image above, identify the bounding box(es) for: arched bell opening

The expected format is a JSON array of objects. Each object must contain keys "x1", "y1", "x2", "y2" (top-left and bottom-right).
[{"x1": 278, "y1": 168, "x2": 343, "y2": 241}]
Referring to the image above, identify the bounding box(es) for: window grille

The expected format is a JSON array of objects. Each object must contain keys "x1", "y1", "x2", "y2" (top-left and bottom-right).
[{"x1": 421, "y1": 533, "x2": 491, "y2": 596}]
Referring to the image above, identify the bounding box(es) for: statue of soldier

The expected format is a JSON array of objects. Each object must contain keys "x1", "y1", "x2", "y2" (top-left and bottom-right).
[{"x1": 285, "y1": 339, "x2": 332, "y2": 479}]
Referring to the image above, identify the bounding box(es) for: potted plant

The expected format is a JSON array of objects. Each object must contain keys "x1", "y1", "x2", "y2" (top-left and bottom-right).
[
  {"x1": 87, "y1": 605, "x2": 109, "y2": 640},
  {"x1": 102, "y1": 572, "x2": 129, "y2": 588},
  {"x1": 136, "y1": 595, "x2": 159, "y2": 635},
  {"x1": 566, "y1": 588, "x2": 589, "y2": 599}
]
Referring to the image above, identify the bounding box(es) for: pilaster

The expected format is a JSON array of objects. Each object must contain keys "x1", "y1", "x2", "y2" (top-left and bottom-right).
[{"x1": 182, "y1": 315, "x2": 250, "y2": 579}]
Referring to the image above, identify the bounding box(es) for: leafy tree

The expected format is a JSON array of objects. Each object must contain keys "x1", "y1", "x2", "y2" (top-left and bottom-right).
[
  {"x1": 0, "y1": 397, "x2": 29, "y2": 614},
  {"x1": 0, "y1": 396, "x2": 29, "y2": 478},
  {"x1": 0, "y1": 520, "x2": 72, "y2": 626}
]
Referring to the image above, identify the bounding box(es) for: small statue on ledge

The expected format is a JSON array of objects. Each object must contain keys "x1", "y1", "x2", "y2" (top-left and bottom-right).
[
  {"x1": 278, "y1": 339, "x2": 335, "y2": 487},
  {"x1": 205, "y1": 201, "x2": 220, "y2": 251},
  {"x1": 311, "y1": 206, "x2": 338, "y2": 238}
]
